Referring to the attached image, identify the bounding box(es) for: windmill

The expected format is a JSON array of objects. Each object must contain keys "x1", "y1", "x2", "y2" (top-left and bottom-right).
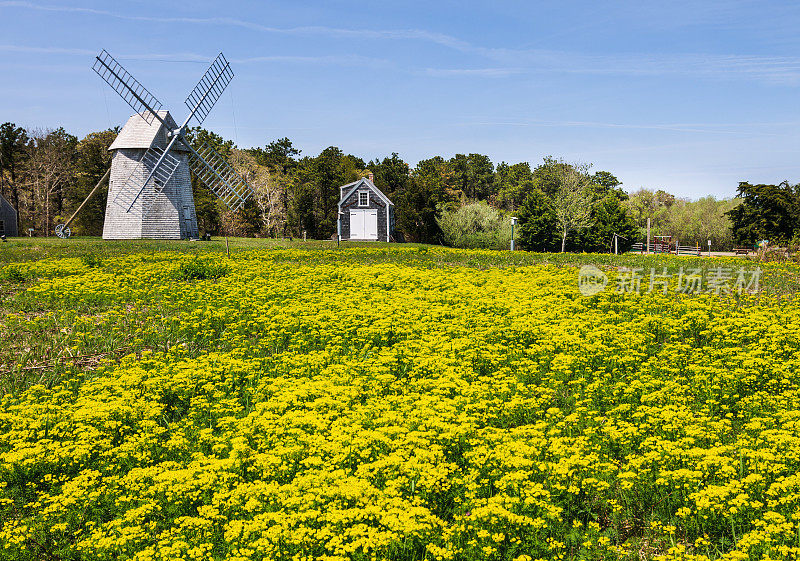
[{"x1": 56, "y1": 50, "x2": 252, "y2": 239}]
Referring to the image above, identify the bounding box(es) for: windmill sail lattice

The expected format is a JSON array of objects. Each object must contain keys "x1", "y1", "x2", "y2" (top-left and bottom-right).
[
  {"x1": 185, "y1": 53, "x2": 234, "y2": 126},
  {"x1": 93, "y1": 50, "x2": 164, "y2": 127},
  {"x1": 188, "y1": 140, "x2": 250, "y2": 211}
]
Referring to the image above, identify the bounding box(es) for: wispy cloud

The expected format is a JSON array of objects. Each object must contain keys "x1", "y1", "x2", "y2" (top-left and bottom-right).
[
  {"x1": 424, "y1": 67, "x2": 525, "y2": 78},
  {"x1": 0, "y1": 44, "x2": 94, "y2": 55},
  {"x1": 5, "y1": 1, "x2": 800, "y2": 84},
  {"x1": 444, "y1": 118, "x2": 790, "y2": 136},
  {"x1": 0, "y1": 44, "x2": 389, "y2": 69},
  {"x1": 233, "y1": 54, "x2": 390, "y2": 68},
  {"x1": 427, "y1": 50, "x2": 800, "y2": 84},
  {"x1": 0, "y1": 1, "x2": 472, "y2": 50}
]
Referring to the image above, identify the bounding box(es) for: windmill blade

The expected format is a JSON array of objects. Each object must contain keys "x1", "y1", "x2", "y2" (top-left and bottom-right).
[
  {"x1": 112, "y1": 144, "x2": 181, "y2": 216},
  {"x1": 184, "y1": 53, "x2": 234, "y2": 126},
  {"x1": 93, "y1": 50, "x2": 165, "y2": 126},
  {"x1": 186, "y1": 140, "x2": 251, "y2": 211}
]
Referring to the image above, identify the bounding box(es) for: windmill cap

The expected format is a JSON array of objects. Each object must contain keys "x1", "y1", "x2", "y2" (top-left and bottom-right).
[{"x1": 108, "y1": 111, "x2": 189, "y2": 152}]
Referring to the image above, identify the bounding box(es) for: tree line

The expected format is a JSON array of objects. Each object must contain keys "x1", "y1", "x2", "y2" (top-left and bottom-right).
[
  {"x1": 0, "y1": 124, "x2": 116, "y2": 237},
  {"x1": 1, "y1": 120, "x2": 793, "y2": 250}
]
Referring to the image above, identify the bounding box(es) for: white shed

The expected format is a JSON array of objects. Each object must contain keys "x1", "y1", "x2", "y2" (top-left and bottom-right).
[{"x1": 337, "y1": 174, "x2": 394, "y2": 242}]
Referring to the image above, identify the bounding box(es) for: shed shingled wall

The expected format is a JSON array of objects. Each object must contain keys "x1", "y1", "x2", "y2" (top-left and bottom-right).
[{"x1": 0, "y1": 194, "x2": 18, "y2": 236}]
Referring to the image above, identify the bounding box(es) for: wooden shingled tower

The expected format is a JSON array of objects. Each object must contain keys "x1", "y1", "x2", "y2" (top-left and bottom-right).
[{"x1": 104, "y1": 111, "x2": 197, "y2": 239}]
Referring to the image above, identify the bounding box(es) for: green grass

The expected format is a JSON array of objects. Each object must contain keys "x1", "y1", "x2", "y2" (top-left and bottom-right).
[{"x1": 0, "y1": 235, "x2": 780, "y2": 268}]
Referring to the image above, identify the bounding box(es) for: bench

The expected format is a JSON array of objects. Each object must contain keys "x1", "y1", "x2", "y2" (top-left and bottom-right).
[{"x1": 733, "y1": 247, "x2": 751, "y2": 255}]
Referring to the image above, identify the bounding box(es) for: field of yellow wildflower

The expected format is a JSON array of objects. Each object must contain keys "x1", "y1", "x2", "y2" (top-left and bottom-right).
[{"x1": 1, "y1": 240, "x2": 800, "y2": 560}]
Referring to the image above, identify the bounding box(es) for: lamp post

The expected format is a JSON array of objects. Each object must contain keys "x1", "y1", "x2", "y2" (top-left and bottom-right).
[{"x1": 510, "y1": 217, "x2": 518, "y2": 251}]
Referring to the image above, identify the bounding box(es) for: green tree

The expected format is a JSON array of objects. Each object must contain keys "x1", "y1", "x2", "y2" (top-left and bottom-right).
[
  {"x1": 590, "y1": 171, "x2": 626, "y2": 201},
  {"x1": 449, "y1": 153, "x2": 495, "y2": 201},
  {"x1": 67, "y1": 129, "x2": 116, "y2": 235},
  {"x1": 517, "y1": 189, "x2": 558, "y2": 252},
  {"x1": 288, "y1": 158, "x2": 316, "y2": 238},
  {"x1": 578, "y1": 195, "x2": 639, "y2": 253},
  {"x1": 22, "y1": 127, "x2": 78, "y2": 235},
  {"x1": 368, "y1": 153, "x2": 409, "y2": 202},
  {"x1": 399, "y1": 157, "x2": 452, "y2": 243},
  {"x1": 251, "y1": 137, "x2": 300, "y2": 174},
  {"x1": 319, "y1": 147, "x2": 363, "y2": 238},
  {"x1": 532, "y1": 156, "x2": 575, "y2": 197},
  {"x1": 492, "y1": 162, "x2": 535, "y2": 211},
  {"x1": 552, "y1": 163, "x2": 594, "y2": 252},
  {"x1": 623, "y1": 188, "x2": 675, "y2": 239},
  {"x1": 664, "y1": 196, "x2": 738, "y2": 250},
  {"x1": 292, "y1": 147, "x2": 363, "y2": 239},
  {"x1": 726, "y1": 182, "x2": 797, "y2": 245}
]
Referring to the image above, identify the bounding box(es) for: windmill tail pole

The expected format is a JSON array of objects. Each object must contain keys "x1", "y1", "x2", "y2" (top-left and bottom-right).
[{"x1": 56, "y1": 167, "x2": 111, "y2": 237}]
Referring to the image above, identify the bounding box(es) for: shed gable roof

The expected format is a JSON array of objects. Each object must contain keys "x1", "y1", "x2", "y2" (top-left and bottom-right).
[
  {"x1": 0, "y1": 192, "x2": 15, "y2": 212},
  {"x1": 109, "y1": 111, "x2": 187, "y2": 152},
  {"x1": 338, "y1": 178, "x2": 393, "y2": 207}
]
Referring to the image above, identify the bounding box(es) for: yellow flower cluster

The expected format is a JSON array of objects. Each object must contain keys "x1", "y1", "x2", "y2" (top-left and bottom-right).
[{"x1": 1, "y1": 247, "x2": 800, "y2": 560}]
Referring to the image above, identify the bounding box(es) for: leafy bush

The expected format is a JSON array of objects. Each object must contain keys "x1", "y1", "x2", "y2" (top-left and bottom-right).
[
  {"x1": 174, "y1": 257, "x2": 229, "y2": 280},
  {"x1": 80, "y1": 253, "x2": 103, "y2": 269},
  {"x1": 0, "y1": 266, "x2": 27, "y2": 282},
  {"x1": 436, "y1": 200, "x2": 513, "y2": 250}
]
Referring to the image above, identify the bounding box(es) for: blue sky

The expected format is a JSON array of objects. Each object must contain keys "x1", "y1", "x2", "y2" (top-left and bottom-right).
[{"x1": 2, "y1": 0, "x2": 800, "y2": 198}]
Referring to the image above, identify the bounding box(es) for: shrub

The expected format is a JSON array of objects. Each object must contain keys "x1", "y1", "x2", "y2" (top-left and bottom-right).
[
  {"x1": 80, "y1": 253, "x2": 103, "y2": 269},
  {"x1": 0, "y1": 266, "x2": 27, "y2": 282},
  {"x1": 436, "y1": 201, "x2": 513, "y2": 250},
  {"x1": 175, "y1": 257, "x2": 229, "y2": 280}
]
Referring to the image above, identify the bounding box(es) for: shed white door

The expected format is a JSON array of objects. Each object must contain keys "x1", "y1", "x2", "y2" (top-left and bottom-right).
[{"x1": 350, "y1": 209, "x2": 378, "y2": 240}]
